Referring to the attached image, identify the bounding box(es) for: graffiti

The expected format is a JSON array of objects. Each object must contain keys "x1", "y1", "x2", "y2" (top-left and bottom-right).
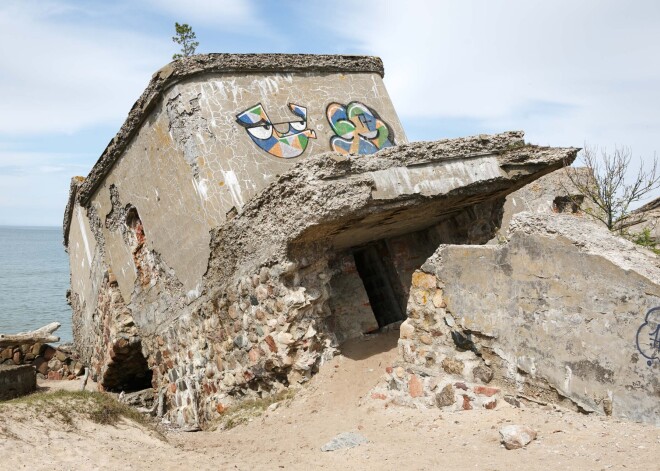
[
  {"x1": 236, "y1": 103, "x2": 316, "y2": 159},
  {"x1": 326, "y1": 101, "x2": 394, "y2": 155},
  {"x1": 636, "y1": 306, "x2": 660, "y2": 366}
]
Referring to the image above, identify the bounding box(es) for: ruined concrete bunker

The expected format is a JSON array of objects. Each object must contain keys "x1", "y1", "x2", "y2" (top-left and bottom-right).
[{"x1": 64, "y1": 53, "x2": 657, "y2": 427}]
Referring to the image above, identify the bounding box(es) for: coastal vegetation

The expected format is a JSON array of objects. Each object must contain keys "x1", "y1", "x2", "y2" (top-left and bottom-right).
[{"x1": 0, "y1": 390, "x2": 165, "y2": 440}]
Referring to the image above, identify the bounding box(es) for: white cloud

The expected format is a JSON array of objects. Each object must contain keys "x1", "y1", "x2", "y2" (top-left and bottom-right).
[
  {"x1": 324, "y1": 0, "x2": 660, "y2": 164},
  {"x1": 0, "y1": 0, "x2": 170, "y2": 135},
  {"x1": 3, "y1": 0, "x2": 660, "y2": 224},
  {"x1": 0, "y1": 0, "x2": 270, "y2": 226}
]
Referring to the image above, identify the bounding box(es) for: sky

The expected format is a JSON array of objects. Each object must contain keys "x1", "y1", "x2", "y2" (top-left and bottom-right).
[{"x1": 1, "y1": 0, "x2": 660, "y2": 226}]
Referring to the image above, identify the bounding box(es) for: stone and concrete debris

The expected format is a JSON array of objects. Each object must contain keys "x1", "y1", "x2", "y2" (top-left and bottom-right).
[
  {"x1": 61, "y1": 52, "x2": 658, "y2": 429},
  {"x1": 496, "y1": 166, "x2": 596, "y2": 236},
  {"x1": 0, "y1": 323, "x2": 85, "y2": 383},
  {"x1": 627, "y1": 196, "x2": 660, "y2": 242}
]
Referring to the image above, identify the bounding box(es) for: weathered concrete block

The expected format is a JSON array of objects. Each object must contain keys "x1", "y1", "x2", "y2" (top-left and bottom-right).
[
  {"x1": 0, "y1": 365, "x2": 36, "y2": 400},
  {"x1": 396, "y1": 212, "x2": 660, "y2": 424}
]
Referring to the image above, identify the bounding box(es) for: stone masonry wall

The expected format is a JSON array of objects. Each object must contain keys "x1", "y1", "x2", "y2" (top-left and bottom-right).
[{"x1": 141, "y1": 258, "x2": 336, "y2": 425}]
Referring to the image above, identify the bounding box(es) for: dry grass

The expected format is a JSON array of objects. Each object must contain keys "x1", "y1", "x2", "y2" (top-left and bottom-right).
[
  {"x1": 210, "y1": 388, "x2": 296, "y2": 431},
  {"x1": 0, "y1": 390, "x2": 165, "y2": 440}
]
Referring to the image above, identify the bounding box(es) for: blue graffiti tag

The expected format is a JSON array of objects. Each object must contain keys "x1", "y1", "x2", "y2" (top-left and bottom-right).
[{"x1": 636, "y1": 306, "x2": 660, "y2": 366}]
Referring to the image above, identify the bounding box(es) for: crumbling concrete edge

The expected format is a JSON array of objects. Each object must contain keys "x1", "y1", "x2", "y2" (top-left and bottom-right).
[
  {"x1": 62, "y1": 176, "x2": 85, "y2": 247},
  {"x1": 206, "y1": 131, "x2": 579, "y2": 282}
]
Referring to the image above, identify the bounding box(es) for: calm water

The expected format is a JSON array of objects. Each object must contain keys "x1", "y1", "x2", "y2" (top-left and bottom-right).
[{"x1": 0, "y1": 226, "x2": 72, "y2": 343}]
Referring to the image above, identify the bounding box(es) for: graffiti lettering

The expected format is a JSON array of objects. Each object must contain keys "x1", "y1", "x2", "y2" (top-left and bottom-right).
[
  {"x1": 236, "y1": 103, "x2": 316, "y2": 159},
  {"x1": 636, "y1": 306, "x2": 660, "y2": 366},
  {"x1": 326, "y1": 101, "x2": 394, "y2": 155}
]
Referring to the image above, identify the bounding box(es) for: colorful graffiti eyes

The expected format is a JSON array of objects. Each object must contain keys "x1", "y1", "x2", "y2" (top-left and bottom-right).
[
  {"x1": 236, "y1": 103, "x2": 317, "y2": 159},
  {"x1": 636, "y1": 306, "x2": 660, "y2": 366},
  {"x1": 236, "y1": 101, "x2": 393, "y2": 158},
  {"x1": 326, "y1": 101, "x2": 394, "y2": 156}
]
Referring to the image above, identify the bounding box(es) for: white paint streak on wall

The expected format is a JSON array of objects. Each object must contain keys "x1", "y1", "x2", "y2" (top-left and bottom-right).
[
  {"x1": 198, "y1": 179, "x2": 209, "y2": 200},
  {"x1": 226, "y1": 79, "x2": 244, "y2": 105},
  {"x1": 371, "y1": 75, "x2": 380, "y2": 98},
  {"x1": 221, "y1": 169, "x2": 245, "y2": 208},
  {"x1": 369, "y1": 156, "x2": 502, "y2": 199},
  {"x1": 77, "y1": 206, "x2": 92, "y2": 266},
  {"x1": 195, "y1": 132, "x2": 208, "y2": 152},
  {"x1": 211, "y1": 81, "x2": 229, "y2": 102},
  {"x1": 192, "y1": 178, "x2": 210, "y2": 201},
  {"x1": 564, "y1": 365, "x2": 573, "y2": 393}
]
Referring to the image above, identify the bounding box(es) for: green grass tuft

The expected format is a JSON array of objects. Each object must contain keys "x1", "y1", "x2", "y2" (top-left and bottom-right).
[{"x1": 627, "y1": 227, "x2": 660, "y2": 255}]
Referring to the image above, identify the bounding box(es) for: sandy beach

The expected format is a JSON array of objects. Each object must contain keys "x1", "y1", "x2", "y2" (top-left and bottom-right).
[{"x1": 1, "y1": 332, "x2": 657, "y2": 471}]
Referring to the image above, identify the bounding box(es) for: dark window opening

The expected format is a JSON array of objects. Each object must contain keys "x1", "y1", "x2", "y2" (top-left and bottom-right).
[{"x1": 353, "y1": 241, "x2": 406, "y2": 328}]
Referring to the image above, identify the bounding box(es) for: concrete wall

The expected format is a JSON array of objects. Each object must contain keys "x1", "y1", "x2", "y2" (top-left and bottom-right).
[
  {"x1": 75, "y1": 66, "x2": 405, "y2": 311},
  {"x1": 67, "y1": 183, "x2": 107, "y2": 366},
  {"x1": 327, "y1": 252, "x2": 379, "y2": 343},
  {"x1": 65, "y1": 55, "x2": 406, "y2": 359}
]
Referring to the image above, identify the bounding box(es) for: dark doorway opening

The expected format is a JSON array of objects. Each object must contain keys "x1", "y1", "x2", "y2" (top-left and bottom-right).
[
  {"x1": 103, "y1": 340, "x2": 153, "y2": 392},
  {"x1": 353, "y1": 241, "x2": 406, "y2": 328}
]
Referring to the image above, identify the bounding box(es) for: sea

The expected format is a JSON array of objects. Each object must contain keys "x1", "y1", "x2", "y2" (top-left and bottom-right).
[{"x1": 0, "y1": 226, "x2": 72, "y2": 344}]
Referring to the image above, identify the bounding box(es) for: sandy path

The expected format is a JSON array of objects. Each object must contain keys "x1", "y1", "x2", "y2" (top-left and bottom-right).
[{"x1": 1, "y1": 331, "x2": 658, "y2": 470}]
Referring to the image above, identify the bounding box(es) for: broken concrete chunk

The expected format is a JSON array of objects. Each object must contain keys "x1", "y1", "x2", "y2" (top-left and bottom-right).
[
  {"x1": 499, "y1": 425, "x2": 537, "y2": 450},
  {"x1": 395, "y1": 209, "x2": 660, "y2": 425}
]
